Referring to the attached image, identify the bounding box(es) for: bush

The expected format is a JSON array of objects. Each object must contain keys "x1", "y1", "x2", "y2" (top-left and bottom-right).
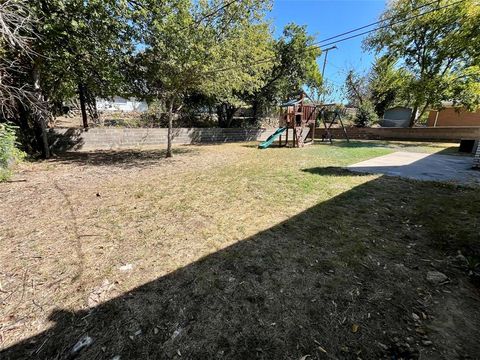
[
  {"x1": 354, "y1": 101, "x2": 378, "y2": 128},
  {"x1": 0, "y1": 123, "x2": 25, "y2": 181},
  {"x1": 138, "y1": 100, "x2": 168, "y2": 127}
]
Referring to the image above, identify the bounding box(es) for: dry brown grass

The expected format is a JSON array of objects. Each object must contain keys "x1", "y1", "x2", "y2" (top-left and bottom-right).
[{"x1": 0, "y1": 141, "x2": 479, "y2": 359}]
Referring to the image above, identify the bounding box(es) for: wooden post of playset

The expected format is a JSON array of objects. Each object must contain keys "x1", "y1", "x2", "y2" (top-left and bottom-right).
[{"x1": 278, "y1": 93, "x2": 318, "y2": 148}]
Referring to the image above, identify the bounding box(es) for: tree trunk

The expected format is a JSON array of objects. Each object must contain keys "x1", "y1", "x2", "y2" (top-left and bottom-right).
[
  {"x1": 252, "y1": 100, "x2": 259, "y2": 121},
  {"x1": 408, "y1": 105, "x2": 418, "y2": 127},
  {"x1": 86, "y1": 90, "x2": 99, "y2": 125},
  {"x1": 32, "y1": 63, "x2": 50, "y2": 159},
  {"x1": 216, "y1": 105, "x2": 226, "y2": 127},
  {"x1": 416, "y1": 103, "x2": 430, "y2": 126},
  {"x1": 78, "y1": 83, "x2": 89, "y2": 129},
  {"x1": 225, "y1": 105, "x2": 238, "y2": 128},
  {"x1": 166, "y1": 100, "x2": 173, "y2": 158}
]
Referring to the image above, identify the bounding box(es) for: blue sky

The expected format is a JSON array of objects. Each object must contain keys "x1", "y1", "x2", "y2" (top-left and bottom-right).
[{"x1": 268, "y1": 0, "x2": 387, "y2": 102}]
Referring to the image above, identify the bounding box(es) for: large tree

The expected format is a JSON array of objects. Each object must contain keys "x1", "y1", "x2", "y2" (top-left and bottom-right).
[
  {"x1": 344, "y1": 69, "x2": 368, "y2": 107},
  {"x1": 343, "y1": 56, "x2": 409, "y2": 119},
  {"x1": 29, "y1": 0, "x2": 134, "y2": 129},
  {"x1": 135, "y1": 0, "x2": 274, "y2": 157},
  {"x1": 249, "y1": 23, "x2": 323, "y2": 119},
  {"x1": 0, "y1": 0, "x2": 50, "y2": 157},
  {"x1": 365, "y1": 0, "x2": 480, "y2": 126},
  {"x1": 204, "y1": 22, "x2": 274, "y2": 127},
  {"x1": 368, "y1": 55, "x2": 409, "y2": 117},
  {"x1": 1, "y1": 0, "x2": 135, "y2": 157}
]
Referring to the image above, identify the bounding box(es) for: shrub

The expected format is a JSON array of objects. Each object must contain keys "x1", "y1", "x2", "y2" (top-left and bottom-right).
[
  {"x1": 0, "y1": 123, "x2": 26, "y2": 181},
  {"x1": 354, "y1": 101, "x2": 378, "y2": 128}
]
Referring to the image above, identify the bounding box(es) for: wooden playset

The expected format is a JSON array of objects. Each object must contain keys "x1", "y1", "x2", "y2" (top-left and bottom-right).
[{"x1": 258, "y1": 93, "x2": 349, "y2": 149}]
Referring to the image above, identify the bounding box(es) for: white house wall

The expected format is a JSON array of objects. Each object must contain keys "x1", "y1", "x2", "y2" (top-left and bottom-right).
[{"x1": 96, "y1": 96, "x2": 148, "y2": 112}]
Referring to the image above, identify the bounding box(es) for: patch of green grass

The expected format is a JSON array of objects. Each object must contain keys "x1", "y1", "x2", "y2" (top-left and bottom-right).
[{"x1": 329, "y1": 139, "x2": 466, "y2": 156}]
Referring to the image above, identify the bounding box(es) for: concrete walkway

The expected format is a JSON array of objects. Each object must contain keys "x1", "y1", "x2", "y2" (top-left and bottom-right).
[{"x1": 348, "y1": 151, "x2": 480, "y2": 186}]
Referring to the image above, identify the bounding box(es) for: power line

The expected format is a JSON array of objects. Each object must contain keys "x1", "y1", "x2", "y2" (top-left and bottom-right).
[
  {"x1": 312, "y1": 0, "x2": 460, "y2": 46},
  {"x1": 206, "y1": 0, "x2": 467, "y2": 75},
  {"x1": 196, "y1": 0, "x2": 240, "y2": 24},
  {"x1": 312, "y1": 0, "x2": 466, "y2": 49}
]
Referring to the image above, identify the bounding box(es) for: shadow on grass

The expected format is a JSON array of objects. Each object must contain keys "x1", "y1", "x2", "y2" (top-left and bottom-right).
[
  {"x1": 241, "y1": 143, "x2": 261, "y2": 149},
  {"x1": 49, "y1": 148, "x2": 196, "y2": 169},
  {"x1": 48, "y1": 128, "x2": 85, "y2": 153},
  {"x1": 2, "y1": 171, "x2": 480, "y2": 359},
  {"x1": 301, "y1": 166, "x2": 369, "y2": 177}
]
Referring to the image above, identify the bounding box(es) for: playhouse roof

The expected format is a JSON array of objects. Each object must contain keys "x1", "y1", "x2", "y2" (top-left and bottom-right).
[{"x1": 280, "y1": 99, "x2": 302, "y2": 107}]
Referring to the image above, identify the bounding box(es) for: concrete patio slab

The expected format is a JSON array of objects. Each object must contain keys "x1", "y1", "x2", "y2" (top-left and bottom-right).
[{"x1": 347, "y1": 151, "x2": 480, "y2": 186}]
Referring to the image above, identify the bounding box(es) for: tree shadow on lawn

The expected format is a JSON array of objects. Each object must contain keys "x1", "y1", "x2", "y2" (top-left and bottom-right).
[
  {"x1": 47, "y1": 147, "x2": 196, "y2": 169},
  {"x1": 2, "y1": 170, "x2": 480, "y2": 359}
]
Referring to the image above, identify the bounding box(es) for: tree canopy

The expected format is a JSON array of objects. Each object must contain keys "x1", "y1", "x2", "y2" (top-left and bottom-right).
[
  {"x1": 248, "y1": 24, "x2": 323, "y2": 118},
  {"x1": 131, "y1": 0, "x2": 275, "y2": 155},
  {"x1": 365, "y1": 0, "x2": 480, "y2": 126},
  {"x1": 29, "y1": 0, "x2": 134, "y2": 125}
]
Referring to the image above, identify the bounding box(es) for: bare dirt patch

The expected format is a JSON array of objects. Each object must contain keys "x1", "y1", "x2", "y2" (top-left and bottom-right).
[{"x1": 1, "y1": 142, "x2": 479, "y2": 359}]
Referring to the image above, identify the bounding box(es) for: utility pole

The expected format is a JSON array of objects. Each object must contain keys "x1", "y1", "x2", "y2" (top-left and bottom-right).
[
  {"x1": 320, "y1": 45, "x2": 337, "y2": 104},
  {"x1": 321, "y1": 45, "x2": 337, "y2": 78}
]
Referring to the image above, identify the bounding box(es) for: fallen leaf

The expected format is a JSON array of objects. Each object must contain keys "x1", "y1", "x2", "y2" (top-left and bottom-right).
[{"x1": 352, "y1": 324, "x2": 359, "y2": 333}]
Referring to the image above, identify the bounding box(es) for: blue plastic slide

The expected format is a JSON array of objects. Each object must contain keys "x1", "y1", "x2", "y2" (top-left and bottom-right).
[{"x1": 258, "y1": 127, "x2": 287, "y2": 149}]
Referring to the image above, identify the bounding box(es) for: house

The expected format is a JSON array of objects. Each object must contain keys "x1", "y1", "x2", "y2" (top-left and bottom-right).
[
  {"x1": 427, "y1": 103, "x2": 480, "y2": 127},
  {"x1": 96, "y1": 96, "x2": 148, "y2": 112}
]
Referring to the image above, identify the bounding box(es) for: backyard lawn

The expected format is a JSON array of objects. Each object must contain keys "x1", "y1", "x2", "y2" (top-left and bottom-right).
[{"x1": 1, "y1": 141, "x2": 479, "y2": 359}]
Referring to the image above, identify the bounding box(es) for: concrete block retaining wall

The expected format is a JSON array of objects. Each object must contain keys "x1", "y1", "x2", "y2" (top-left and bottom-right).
[
  {"x1": 50, "y1": 127, "x2": 277, "y2": 151},
  {"x1": 50, "y1": 126, "x2": 480, "y2": 152},
  {"x1": 322, "y1": 126, "x2": 480, "y2": 141}
]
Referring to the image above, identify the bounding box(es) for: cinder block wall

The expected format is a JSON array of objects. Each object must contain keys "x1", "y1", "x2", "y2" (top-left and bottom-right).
[
  {"x1": 50, "y1": 126, "x2": 480, "y2": 153},
  {"x1": 50, "y1": 128, "x2": 277, "y2": 151},
  {"x1": 321, "y1": 127, "x2": 480, "y2": 141}
]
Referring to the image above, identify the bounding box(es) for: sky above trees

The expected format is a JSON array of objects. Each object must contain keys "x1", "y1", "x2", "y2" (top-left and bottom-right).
[{"x1": 270, "y1": 0, "x2": 386, "y2": 102}]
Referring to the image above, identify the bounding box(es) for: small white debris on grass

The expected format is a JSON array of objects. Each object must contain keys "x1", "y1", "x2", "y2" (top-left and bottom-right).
[
  {"x1": 171, "y1": 327, "x2": 182, "y2": 340},
  {"x1": 119, "y1": 263, "x2": 133, "y2": 271},
  {"x1": 71, "y1": 335, "x2": 93, "y2": 355}
]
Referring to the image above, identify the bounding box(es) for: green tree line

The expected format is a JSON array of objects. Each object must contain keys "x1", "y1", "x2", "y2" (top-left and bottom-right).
[
  {"x1": 345, "y1": 0, "x2": 480, "y2": 127},
  {"x1": 0, "y1": 0, "x2": 323, "y2": 158}
]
